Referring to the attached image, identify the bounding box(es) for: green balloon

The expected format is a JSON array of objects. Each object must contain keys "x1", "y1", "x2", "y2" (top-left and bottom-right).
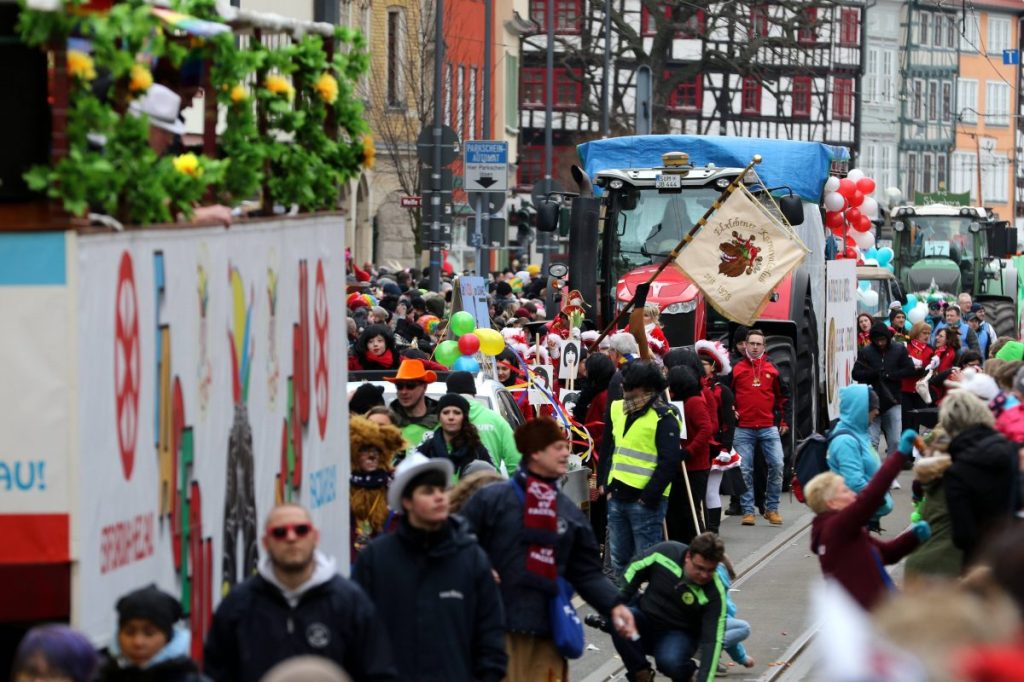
[
  {"x1": 450, "y1": 311, "x2": 476, "y2": 337},
  {"x1": 435, "y1": 340, "x2": 460, "y2": 368}
]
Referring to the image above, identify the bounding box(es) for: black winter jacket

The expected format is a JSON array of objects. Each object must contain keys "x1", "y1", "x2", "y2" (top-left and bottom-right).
[
  {"x1": 946, "y1": 425, "x2": 1020, "y2": 565},
  {"x1": 851, "y1": 323, "x2": 916, "y2": 412},
  {"x1": 203, "y1": 570, "x2": 397, "y2": 682},
  {"x1": 97, "y1": 656, "x2": 207, "y2": 682},
  {"x1": 620, "y1": 541, "x2": 728, "y2": 682},
  {"x1": 416, "y1": 429, "x2": 494, "y2": 478},
  {"x1": 352, "y1": 517, "x2": 507, "y2": 682},
  {"x1": 458, "y1": 468, "x2": 622, "y2": 637}
]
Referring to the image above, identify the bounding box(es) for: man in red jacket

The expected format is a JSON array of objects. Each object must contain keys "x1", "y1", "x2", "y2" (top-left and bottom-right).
[
  {"x1": 804, "y1": 430, "x2": 930, "y2": 611},
  {"x1": 729, "y1": 329, "x2": 790, "y2": 526}
]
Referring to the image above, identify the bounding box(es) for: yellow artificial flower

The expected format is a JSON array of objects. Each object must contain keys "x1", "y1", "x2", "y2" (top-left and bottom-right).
[
  {"x1": 314, "y1": 72, "x2": 339, "y2": 104},
  {"x1": 173, "y1": 153, "x2": 203, "y2": 177},
  {"x1": 230, "y1": 84, "x2": 247, "y2": 103},
  {"x1": 265, "y1": 74, "x2": 295, "y2": 100},
  {"x1": 67, "y1": 50, "x2": 97, "y2": 81},
  {"x1": 129, "y1": 64, "x2": 153, "y2": 93},
  {"x1": 362, "y1": 136, "x2": 375, "y2": 169}
]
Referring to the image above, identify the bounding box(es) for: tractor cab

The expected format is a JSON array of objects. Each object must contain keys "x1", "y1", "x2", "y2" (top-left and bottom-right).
[{"x1": 890, "y1": 205, "x2": 994, "y2": 294}]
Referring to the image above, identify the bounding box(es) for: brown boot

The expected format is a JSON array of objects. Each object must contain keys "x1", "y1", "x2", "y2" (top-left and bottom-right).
[
  {"x1": 627, "y1": 669, "x2": 656, "y2": 682},
  {"x1": 741, "y1": 513, "x2": 756, "y2": 526},
  {"x1": 764, "y1": 510, "x2": 783, "y2": 525}
]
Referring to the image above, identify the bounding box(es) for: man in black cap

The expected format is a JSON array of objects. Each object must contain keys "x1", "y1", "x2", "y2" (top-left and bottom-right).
[
  {"x1": 349, "y1": 383, "x2": 385, "y2": 415},
  {"x1": 851, "y1": 321, "x2": 916, "y2": 452}
]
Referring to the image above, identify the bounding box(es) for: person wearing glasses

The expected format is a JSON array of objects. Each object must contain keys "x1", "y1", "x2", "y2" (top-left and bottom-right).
[
  {"x1": 610, "y1": 533, "x2": 730, "y2": 682},
  {"x1": 385, "y1": 359, "x2": 440, "y2": 455},
  {"x1": 204, "y1": 504, "x2": 397, "y2": 682}
]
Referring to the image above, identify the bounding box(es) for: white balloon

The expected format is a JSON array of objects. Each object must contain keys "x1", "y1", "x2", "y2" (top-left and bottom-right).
[
  {"x1": 824, "y1": 176, "x2": 840, "y2": 193},
  {"x1": 907, "y1": 305, "x2": 926, "y2": 324},
  {"x1": 847, "y1": 168, "x2": 865, "y2": 183},
  {"x1": 852, "y1": 229, "x2": 875, "y2": 250},
  {"x1": 823, "y1": 191, "x2": 846, "y2": 212},
  {"x1": 862, "y1": 258, "x2": 879, "y2": 266},
  {"x1": 861, "y1": 289, "x2": 879, "y2": 310},
  {"x1": 861, "y1": 196, "x2": 879, "y2": 220}
]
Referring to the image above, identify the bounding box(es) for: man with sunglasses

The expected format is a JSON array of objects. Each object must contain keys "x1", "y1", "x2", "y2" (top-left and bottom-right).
[
  {"x1": 204, "y1": 504, "x2": 397, "y2": 681},
  {"x1": 386, "y1": 359, "x2": 440, "y2": 452}
]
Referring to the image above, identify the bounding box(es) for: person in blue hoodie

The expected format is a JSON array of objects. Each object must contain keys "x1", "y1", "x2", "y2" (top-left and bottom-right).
[
  {"x1": 98, "y1": 585, "x2": 207, "y2": 682},
  {"x1": 826, "y1": 384, "x2": 893, "y2": 523},
  {"x1": 715, "y1": 561, "x2": 755, "y2": 674}
]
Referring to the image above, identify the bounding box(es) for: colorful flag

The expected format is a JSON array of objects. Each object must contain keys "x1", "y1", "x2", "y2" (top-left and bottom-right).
[{"x1": 674, "y1": 186, "x2": 809, "y2": 326}]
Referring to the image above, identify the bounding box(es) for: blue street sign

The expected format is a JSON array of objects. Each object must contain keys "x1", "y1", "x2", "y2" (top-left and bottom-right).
[{"x1": 1003, "y1": 49, "x2": 1019, "y2": 65}]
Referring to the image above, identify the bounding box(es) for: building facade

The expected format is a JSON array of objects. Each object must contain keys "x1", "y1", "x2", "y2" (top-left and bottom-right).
[{"x1": 859, "y1": 0, "x2": 902, "y2": 210}]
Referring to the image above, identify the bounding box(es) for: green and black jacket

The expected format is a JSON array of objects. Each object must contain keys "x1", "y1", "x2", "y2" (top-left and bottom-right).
[{"x1": 621, "y1": 541, "x2": 727, "y2": 682}]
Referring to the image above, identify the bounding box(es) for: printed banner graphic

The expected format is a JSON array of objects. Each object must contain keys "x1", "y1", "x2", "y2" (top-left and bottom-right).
[
  {"x1": 675, "y1": 187, "x2": 809, "y2": 326},
  {"x1": 75, "y1": 218, "x2": 347, "y2": 652},
  {"x1": 825, "y1": 260, "x2": 857, "y2": 420}
]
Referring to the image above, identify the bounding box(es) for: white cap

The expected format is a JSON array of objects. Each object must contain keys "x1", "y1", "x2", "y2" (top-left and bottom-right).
[
  {"x1": 386, "y1": 453, "x2": 453, "y2": 513},
  {"x1": 129, "y1": 83, "x2": 186, "y2": 135}
]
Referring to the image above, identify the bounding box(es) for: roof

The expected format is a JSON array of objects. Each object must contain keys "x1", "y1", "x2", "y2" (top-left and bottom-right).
[{"x1": 576, "y1": 135, "x2": 850, "y2": 203}]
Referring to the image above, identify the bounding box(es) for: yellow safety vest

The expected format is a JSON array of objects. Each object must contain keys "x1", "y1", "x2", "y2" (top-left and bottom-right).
[{"x1": 609, "y1": 400, "x2": 672, "y2": 497}]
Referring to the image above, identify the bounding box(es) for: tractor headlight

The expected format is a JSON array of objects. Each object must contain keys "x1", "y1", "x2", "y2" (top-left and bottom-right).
[
  {"x1": 609, "y1": 179, "x2": 624, "y2": 189},
  {"x1": 663, "y1": 301, "x2": 697, "y2": 314}
]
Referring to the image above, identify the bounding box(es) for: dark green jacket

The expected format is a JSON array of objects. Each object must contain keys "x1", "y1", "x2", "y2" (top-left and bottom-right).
[{"x1": 621, "y1": 541, "x2": 727, "y2": 682}]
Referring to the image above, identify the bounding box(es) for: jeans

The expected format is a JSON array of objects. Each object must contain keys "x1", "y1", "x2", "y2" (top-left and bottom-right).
[
  {"x1": 869, "y1": 405, "x2": 902, "y2": 453},
  {"x1": 607, "y1": 496, "x2": 668, "y2": 583},
  {"x1": 612, "y1": 607, "x2": 698, "y2": 681},
  {"x1": 723, "y1": 617, "x2": 751, "y2": 664},
  {"x1": 734, "y1": 427, "x2": 784, "y2": 514}
]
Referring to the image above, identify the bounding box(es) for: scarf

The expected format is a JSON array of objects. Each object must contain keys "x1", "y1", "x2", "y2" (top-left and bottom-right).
[
  {"x1": 364, "y1": 349, "x2": 395, "y2": 368},
  {"x1": 623, "y1": 392, "x2": 656, "y2": 415},
  {"x1": 516, "y1": 470, "x2": 559, "y2": 592},
  {"x1": 350, "y1": 469, "x2": 390, "y2": 489}
]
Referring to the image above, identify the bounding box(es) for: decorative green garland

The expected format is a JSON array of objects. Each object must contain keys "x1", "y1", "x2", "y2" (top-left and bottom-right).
[{"x1": 18, "y1": 0, "x2": 370, "y2": 225}]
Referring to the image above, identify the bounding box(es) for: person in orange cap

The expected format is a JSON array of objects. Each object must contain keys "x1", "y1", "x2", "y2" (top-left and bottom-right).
[{"x1": 385, "y1": 359, "x2": 439, "y2": 453}]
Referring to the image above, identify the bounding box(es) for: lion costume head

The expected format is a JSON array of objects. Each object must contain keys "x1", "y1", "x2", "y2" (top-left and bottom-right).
[{"x1": 349, "y1": 416, "x2": 406, "y2": 472}]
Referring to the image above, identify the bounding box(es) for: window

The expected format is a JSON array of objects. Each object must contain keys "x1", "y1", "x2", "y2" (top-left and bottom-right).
[
  {"x1": 865, "y1": 48, "x2": 879, "y2": 102},
  {"x1": 792, "y1": 76, "x2": 812, "y2": 117},
  {"x1": 861, "y1": 143, "x2": 876, "y2": 183},
  {"x1": 942, "y1": 82, "x2": 952, "y2": 121},
  {"x1": 986, "y1": 81, "x2": 1010, "y2": 125},
  {"x1": 444, "y1": 64, "x2": 453, "y2": 125},
  {"x1": 456, "y1": 66, "x2": 465, "y2": 137},
  {"x1": 798, "y1": 6, "x2": 817, "y2": 44},
  {"x1": 505, "y1": 53, "x2": 519, "y2": 131},
  {"x1": 386, "y1": 9, "x2": 404, "y2": 107},
  {"x1": 668, "y1": 74, "x2": 703, "y2": 111},
  {"x1": 937, "y1": 154, "x2": 947, "y2": 188},
  {"x1": 988, "y1": 16, "x2": 1011, "y2": 54},
  {"x1": 741, "y1": 76, "x2": 762, "y2": 114},
  {"x1": 517, "y1": 145, "x2": 574, "y2": 186},
  {"x1": 520, "y1": 68, "x2": 582, "y2": 110},
  {"x1": 951, "y1": 152, "x2": 975, "y2": 197},
  {"x1": 946, "y1": 14, "x2": 957, "y2": 48},
  {"x1": 913, "y1": 151, "x2": 921, "y2": 196},
  {"x1": 881, "y1": 49, "x2": 896, "y2": 102},
  {"x1": 923, "y1": 153, "x2": 933, "y2": 192},
  {"x1": 641, "y1": 6, "x2": 704, "y2": 37},
  {"x1": 469, "y1": 67, "x2": 477, "y2": 140},
  {"x1": 961, "y1": 14, "x2": 979, "y2": 51},
  {"x1": 958, "y1": 78, "x2": 978, "y2": 122},
  {"x1": 529, "y1": 0, "x2": 581, "y2": 33},
  {"x1": 912, "y1": 79, "x2": 923, "y2": 120},
  {"x1": 749, "y1": 4, "x2": 768, "y2": 39},
  {"x1": 919, "y1": 12, "x2": 930, "y2": 46},
  {"x1": 833, "y1": 78, "x2": 853, "y2": 120},
  {"x1": 982, "y1": 153, "x2": 1009, "y2": 202},
  {"x1": 839, "y1": 8, "x2": 859, "y2": 45},
  {"x1": 880, "y1": 146, "x2": 893, "y2": 193},
  {"x1": 933, "y1": 12, "x2": 944, "y2": 46},
  {"x1": 927, "y1": 81, "x2": 938, "y2": 121}
]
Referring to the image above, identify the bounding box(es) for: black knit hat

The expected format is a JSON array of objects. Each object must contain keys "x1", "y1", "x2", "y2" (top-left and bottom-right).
[
  {"x1": 116, "y1": 585, "x2": 182, "y2": 641},
  {"x1": 437, "y1": 393, "x2": 471, "y2": 416},
  {"x1": 349, "y1": 383, "x2": 385, "y2": 415},
  {"x1": 732, "y1": 325, "x2": 750, "y2": 350},
  {"x1": 446, "y1": 371, "x2": 477, "y2": 395}
]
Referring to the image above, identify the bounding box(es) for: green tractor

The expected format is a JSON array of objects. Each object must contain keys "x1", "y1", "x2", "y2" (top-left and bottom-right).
[{"x1": 889, "y1": 204, "x2": 1020, "y2": 337}]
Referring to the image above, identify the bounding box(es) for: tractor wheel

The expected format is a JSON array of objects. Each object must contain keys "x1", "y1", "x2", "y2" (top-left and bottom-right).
[
  {"x1": 983, "y1": 299, "x2": 1018, "y2": 339},
  {"x1": 793, "y1": 294, "x2": 819, "y2": 442},
  {"x1": 765, "y1": 335, "x2": 798, "y2": 488}
]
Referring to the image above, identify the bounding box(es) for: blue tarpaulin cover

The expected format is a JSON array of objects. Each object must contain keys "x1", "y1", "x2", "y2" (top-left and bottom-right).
[{"x1": 576, "y1": 135, "x2": 850, "y2": 203}]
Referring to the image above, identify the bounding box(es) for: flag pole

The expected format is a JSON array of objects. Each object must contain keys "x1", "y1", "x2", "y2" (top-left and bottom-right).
[{"x1": 591, "y1": 154, "x2": 763, "y2": 349}]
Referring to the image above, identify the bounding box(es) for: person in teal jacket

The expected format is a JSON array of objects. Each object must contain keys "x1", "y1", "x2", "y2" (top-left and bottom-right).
[
  {"x1": 827, "y1": 384, "x2": 893, "y2": 521},
  {"x1": 447, "y1": 372, "x2": 521, "y2": 474},
  {"x1": 715, "y1": 563, "x2": 755, "y2": 671}
]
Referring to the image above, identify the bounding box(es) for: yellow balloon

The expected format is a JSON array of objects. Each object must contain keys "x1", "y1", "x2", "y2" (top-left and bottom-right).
[{"x1": 476, "y1": 327, "x2": 505, "y2": 356}]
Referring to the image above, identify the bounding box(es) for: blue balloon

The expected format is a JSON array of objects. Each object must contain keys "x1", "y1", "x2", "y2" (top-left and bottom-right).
[
  {"x1": 864, "y1": 247, "x2": 879, "y2": 261},
  {"x1": 877, "y1": 247, "x2": 894, "y2": 266},
  {"x1": 885, "y1": 263, "x2": 894, "y2": 273},
  {"x1": 905, "y1": 294, "x2": 918, "y2": 310},
  {"x1": 453, "y1": 355, "x2": 480, "y2": 373},
  {"x1": 859, "y1": 281, "x2": 870, "y2": 291}
]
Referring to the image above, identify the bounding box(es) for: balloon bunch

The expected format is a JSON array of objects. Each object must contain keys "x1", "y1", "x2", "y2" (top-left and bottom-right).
[
  {"x1": 856, "y1": 281, "x2": 879, "y2": 312},
  {"x1": 822, "y1": 169, "x2": 880, "y2": 260},
  {"x1": 434, "y1": 311, "x2": 507, "y2": 373}
]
